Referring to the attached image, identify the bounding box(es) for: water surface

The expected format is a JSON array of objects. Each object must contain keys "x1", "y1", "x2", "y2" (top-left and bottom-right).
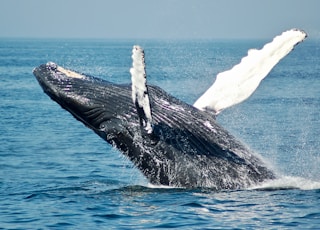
[{"x1": 1, "y1": 38, "x2": 320, "y2": 229}]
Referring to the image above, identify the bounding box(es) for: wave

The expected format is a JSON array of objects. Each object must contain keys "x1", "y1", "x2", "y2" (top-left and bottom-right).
[{"x1": 21, "y1": 174, "x2": 320, "y2": 200}]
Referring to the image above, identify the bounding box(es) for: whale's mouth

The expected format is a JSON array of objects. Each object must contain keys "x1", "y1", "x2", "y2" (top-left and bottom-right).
[
  {"x1": 33, "y1": 62, "x2": 132, "y2": 132},
  {"x1": 33, "y1": 62, "x2": 88, "y2": 101},
  {"x1": 33, "y1": 62, "x2": 93, "y2": 115}
]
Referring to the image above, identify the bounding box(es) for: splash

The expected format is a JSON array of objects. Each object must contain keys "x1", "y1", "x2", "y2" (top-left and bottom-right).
[
  {"x1": 147, "y1": 183, "x2": 176, "y2": 189},
  {"x1": 250, "y1": 176, "x2": 320, "y2": 191}
]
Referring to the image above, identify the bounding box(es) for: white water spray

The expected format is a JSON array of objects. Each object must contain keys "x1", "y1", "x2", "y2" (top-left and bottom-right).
[{"x1": 251, "y1": 176, "x2": 320, "y2": 191}]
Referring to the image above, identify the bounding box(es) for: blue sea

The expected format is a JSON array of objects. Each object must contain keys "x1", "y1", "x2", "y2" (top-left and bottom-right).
[{"x1": 1, "y1": 37, "x2": 320, "y2": 229}]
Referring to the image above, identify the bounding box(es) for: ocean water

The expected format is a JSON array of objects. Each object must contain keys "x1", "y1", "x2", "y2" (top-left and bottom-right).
[{"x1": 1, "y1": 38, "x2": 320, "y2": 229}]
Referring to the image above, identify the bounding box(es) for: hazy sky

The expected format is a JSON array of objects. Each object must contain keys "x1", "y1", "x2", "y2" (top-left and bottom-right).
[{"x1": 1, "y1": 0, "x2": 319, "y2": 39}]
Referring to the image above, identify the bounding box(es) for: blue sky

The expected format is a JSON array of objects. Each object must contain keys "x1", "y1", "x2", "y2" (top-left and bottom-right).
[{"x1": 1, "y1": 0, "x2": 319, "y2": 39}]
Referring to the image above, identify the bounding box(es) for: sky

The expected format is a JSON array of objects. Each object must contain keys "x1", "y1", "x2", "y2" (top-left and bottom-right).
[{"x1": 0, "y1": 0, "x2": 319, "y2": 39}]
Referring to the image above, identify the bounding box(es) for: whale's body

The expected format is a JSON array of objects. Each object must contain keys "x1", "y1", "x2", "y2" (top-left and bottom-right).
[
  {"x1": 33, "y1": 29, "x2": 306, "y2": 190},
  {"x1": 33, "y1": 63, "x2": 275, "y2": 189}
]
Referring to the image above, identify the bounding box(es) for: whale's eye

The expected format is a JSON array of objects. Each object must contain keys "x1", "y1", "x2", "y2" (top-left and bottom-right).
[{"x1": 99, "y1": 122, "x2": 107, "y2": 131}]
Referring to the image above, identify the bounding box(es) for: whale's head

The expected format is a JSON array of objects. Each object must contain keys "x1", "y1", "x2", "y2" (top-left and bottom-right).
[{"x1": 33, "y1": 62, "x2": 137, "y2": 144}]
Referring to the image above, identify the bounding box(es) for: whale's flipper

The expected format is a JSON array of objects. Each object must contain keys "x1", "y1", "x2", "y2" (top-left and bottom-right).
[
  {"x1": 193, "y1": 29, "x2": 307, "y2": 115},
  {"x1": 130, "y1": 45, "x2": 153, "y2": 133}
]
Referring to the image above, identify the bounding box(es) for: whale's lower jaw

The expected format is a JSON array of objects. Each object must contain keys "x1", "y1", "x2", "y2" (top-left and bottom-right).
[{"x1": 33, "y1": 63, "x2": 276, "y2": 190}]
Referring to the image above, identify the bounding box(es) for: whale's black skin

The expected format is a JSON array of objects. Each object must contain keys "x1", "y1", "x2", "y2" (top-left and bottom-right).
[{"x1": 33, "y1": 62, "x2": 276, "y2": 190}]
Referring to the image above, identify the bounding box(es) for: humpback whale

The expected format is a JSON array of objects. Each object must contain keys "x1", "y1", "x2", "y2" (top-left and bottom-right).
[{"x1": 33, "y1": 29, "x2": 307, "y2": 190}]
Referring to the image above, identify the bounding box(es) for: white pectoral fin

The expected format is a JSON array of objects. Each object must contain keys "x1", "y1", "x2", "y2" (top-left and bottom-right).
[
  {"x1": 193, "y1": 29, "x2": 307, "y2": 115},
  {"x1": 130, "y1": 45, "x2": 153, "y2": 133}
]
